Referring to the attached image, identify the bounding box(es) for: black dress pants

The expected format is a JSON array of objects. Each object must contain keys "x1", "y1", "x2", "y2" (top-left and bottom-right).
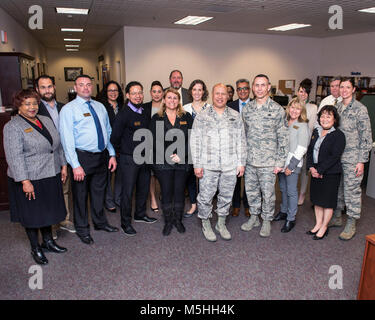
[
  {"x1": 154, "y1": 169, "x2": 188, "y2": 207},
  {"x1": 120, "y1": 154, "x2": 151, "y2": 227},
  {"x1": 71, "y1": 150, "x2": 109, "y2": 236}
]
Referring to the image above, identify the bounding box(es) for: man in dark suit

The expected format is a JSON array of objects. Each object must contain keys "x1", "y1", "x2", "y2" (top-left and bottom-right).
[
  {"x1": 228, "y1": 78, "x2": 252, "y2": 217},
  {"x1": 36, "y1": 75, "x2": 75, "y2": 236},
  {"x1": 168, "y1": 70, "x2": 192, "y2": 105}
]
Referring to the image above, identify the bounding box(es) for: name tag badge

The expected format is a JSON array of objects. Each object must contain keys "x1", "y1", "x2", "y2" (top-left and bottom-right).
[
  {"x1": 24, "y1": 128, "x2": 33, "y2": 133},
  {"x1": 134, "y1": 121, "x2": 141, "y2": 126},
  {"x1": 293, "y1": 125, "x2": 299, "y2": 130},
  {"x1": 83, "y1": 113, "x2": 91, "y2": 117},
  {"x1": 180, "y1": 121, "x2": 187, "y2": 125}
]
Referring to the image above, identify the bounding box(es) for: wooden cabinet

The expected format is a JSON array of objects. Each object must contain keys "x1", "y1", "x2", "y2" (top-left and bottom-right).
[
  {"x1": 0, "y1": 112, "x2": 11, "y2": 210},
  {"x1": 358, "y1": 234, "x2": 375, "y2": 300},
  {"x1": 0, "y1": 52, "x2": 35, "y2": 107}
]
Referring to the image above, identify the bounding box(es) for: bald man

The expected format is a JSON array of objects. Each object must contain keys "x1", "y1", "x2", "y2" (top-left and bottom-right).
[{"x1": 190, "y1": 83, "x2": 247, "y2": 242}]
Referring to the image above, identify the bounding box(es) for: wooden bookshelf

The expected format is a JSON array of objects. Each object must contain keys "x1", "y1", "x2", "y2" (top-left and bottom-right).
[{"x1": 315, "y1": 76, "x2": 375, "y2": 106}]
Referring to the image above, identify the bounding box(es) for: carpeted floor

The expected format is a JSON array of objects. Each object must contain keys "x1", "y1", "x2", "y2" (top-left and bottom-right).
[{"x1": 0, "y1": 191, "x2": 374, "y2": 300}]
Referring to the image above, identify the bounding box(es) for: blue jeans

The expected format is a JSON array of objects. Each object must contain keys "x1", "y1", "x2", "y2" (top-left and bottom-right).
[{"x1": 278, "y1": 170, "x2": 300, "y2": 221}]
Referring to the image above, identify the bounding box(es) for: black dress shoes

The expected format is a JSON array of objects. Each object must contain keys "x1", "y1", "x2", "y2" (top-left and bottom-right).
[
  {"x1": 41, "y1": 239, "x2": 67, "y2": 253},
  {"x1": 94, "y1": 224, "x2": 119, "y2": 232},
  {"x1": 77, "y1": 234, "x2": 94, "y2": 245},
  {"x1": 134, "y1": 216, "x2": 157, "y2": 224},
  {"x1": 274, "y1": 211, "x2": 287, "y2": 221},
  {"x1": 31, "y1": 246, "x2": 48, "y2": 265},
  {"x1": 162, "y1": 223, "x2": 173, "y2": 236},
  {"x1": 122, "y1": 224, "x2": 137, "y2": 236},
  {"x1": 306, "y1": 230, "x2": 318, "y2": 235},
  {"x1": 174, "y1": 219, "x2": 186, "y2": 233},
  {"x1": 281, "y1": 220, "x2": 295, "y2": 233},
  {"x1": 106, "y1": 207, "x2": 116, "y2": 213},
  {"x1": 313, "y1": 228, "x2": 329, "y2": 240}
]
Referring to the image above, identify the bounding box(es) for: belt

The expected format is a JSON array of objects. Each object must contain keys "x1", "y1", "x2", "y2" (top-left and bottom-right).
[{"x1": 76, "y1": 148, "x2": 105, "y2": 155}]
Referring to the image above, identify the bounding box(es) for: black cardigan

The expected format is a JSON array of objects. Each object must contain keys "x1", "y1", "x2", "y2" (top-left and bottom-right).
[
  {"x1": 306, "y1": 128, "x2": 346, "y2": 175},
  {"x1": 149, "y1": 111, "x2": 193, "y2": 171}
]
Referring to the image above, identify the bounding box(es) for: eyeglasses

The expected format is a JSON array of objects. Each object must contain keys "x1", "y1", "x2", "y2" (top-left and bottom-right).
[
  {"x1": 107, "y1": 89, "x2": 119, "y2": 93},
  {"x1": 237, "y1": 87, "x2": 250, "y2": 92},
  {"x1": 129, "y1": 91, "x2": 143, "y2": 96}
]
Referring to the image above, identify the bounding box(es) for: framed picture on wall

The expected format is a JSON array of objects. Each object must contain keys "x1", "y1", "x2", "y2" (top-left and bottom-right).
[{"x1": 64, "y1": 67, "x2": 83, "y2": 81}]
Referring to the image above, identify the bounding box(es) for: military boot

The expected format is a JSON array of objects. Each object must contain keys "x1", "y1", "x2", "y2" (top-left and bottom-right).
[
  {"x1": 201, "y1": 219, "x2": 217, "y2": 242},
  {"x1": 339, "y1": 217, "x2": 356, "y2": 241},
  {"x1": 260, "y1": 220, "x2": 271, "y2": 237},
  {"x1": 215, "y1": 216, "x2": 231, "y2": 240},
  {"x1": 240, "y1": 215, "x2": 260, "y2": 232},
  {"x1": 328, "y1": 209, "x2": 343, "y2": 228}
]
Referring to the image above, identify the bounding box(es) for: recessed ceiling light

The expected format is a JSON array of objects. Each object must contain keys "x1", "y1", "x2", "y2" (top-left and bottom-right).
[
  {"x1": 61, "y1": 28, "x2": 84, "y2": 32},
  {"x1": 267, "y1": 23, "x2": 311, "y2": 31},
  {"x1": 65, "y1": 44, "x2": 80, "y2": 47},
  {"x1": 174, "y1": 16, "x2": 213, "y2": 25},
  {"x1": 64, "y1": 38, "x2": 81, "y2": 42},
  {"x1": 56, "y1": 7, "x2": 89, "y2": 15},
  {"x1": 358, "y1": 7, "x2": 375, "y2": 13},
  {"x1": 66, "y1": 49, "x2": 79, "y2": 52}
]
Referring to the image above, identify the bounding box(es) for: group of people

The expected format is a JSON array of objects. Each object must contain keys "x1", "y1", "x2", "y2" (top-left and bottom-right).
[{"x1": 3, "y1": 69, "x2": 372, "y2": 265}]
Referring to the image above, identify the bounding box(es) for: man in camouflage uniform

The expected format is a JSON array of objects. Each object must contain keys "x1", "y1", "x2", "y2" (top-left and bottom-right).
[
  {"x1": 190, "y1": 83, "x2": 247, "y2": 242},
  {"x1": 329, "y1": 77, "x2": 372, "y2": 240},
  {"x1": 241, "y1": 74, "x2": 289, "y2": 237}
]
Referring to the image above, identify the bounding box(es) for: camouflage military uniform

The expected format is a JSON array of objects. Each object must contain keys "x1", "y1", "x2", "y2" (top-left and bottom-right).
[
  {"x1": 190, "y1": 105, "x2": 247, "y2": 219},
  {"x1": 335, "y1": 98, "x2": 373, "y2": 219},
  {"x1": 242, "y1": 97, "x2": 289, "y2": 221}
]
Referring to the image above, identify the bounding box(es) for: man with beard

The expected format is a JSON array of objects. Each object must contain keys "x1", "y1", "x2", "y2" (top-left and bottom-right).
[
  {"x1": 36, "y1": 75, "x2": 75, "y2": 237},
  {"x1": 168, "y1": 70, "x2": 192, "y2": 105}
]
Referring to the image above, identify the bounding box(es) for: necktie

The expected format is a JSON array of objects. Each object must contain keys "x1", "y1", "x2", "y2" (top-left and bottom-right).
[{"x1": 86, "y1": 101, "x2": 105, "y2": 151}]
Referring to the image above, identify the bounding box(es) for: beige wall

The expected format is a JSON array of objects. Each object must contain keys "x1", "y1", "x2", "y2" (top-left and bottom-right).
[
  {"x1": 320, "y1": 32, "x2": 375, "y2": 77},
  {"x1": 97, "y1": 28, "x2": 126, "y2": 92},
  {"x1": 46, "y1": 49, "x2": 98, "y2": 103},
  {"x1": 124, "y1": 26, "x2": 323, "y2": 102},
  {"x1": 0, "y1": 7, "x2": 46, "y2": 63}
]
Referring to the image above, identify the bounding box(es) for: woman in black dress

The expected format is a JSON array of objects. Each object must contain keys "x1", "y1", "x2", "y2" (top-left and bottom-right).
[
  {"x1": 306, "y1": 105, "x2": 346, "y2": 240},
  {"x1": 149, "y1": 88, "x2": 193, "y2": 235},
  {"x1": 4, "y1": 89, "x2": 68, "y2": 264}
]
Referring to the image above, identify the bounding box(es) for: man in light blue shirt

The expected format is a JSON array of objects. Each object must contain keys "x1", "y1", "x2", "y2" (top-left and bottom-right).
[{"x1": 59, "y1": 74, "x2": 118, "y2": 244}]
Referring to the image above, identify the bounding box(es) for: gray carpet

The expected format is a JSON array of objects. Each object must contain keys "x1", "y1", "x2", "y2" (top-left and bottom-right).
[{"x1": 1, "y1": 192, "x2": 374, "y2": 300}]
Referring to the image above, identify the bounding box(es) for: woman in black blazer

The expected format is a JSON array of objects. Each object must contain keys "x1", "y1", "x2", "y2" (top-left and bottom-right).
[
  {"x1": 149, "y1": 88, "x2": 193, "y2": 236},
  {"x1": 306, "y1": 105, "x2": 346, "y2": 240},
  {"x1": 97, "y1": 81, "x2": 124, "y2": 212}
]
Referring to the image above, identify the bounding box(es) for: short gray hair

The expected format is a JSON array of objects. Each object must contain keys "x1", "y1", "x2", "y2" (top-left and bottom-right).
[{"x1": 236, "y1": 79, "x2": 250, "y2": 87}]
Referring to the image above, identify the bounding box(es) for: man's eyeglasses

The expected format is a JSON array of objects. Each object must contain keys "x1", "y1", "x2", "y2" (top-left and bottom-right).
[{"x1": 237, "y1": 87, "x2": 250, "y2": 92}]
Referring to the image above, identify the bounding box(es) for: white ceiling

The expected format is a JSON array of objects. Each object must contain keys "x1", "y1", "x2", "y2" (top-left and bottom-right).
[{"x1": 1, "y1": 0, "x2": 375, "y2": 50}]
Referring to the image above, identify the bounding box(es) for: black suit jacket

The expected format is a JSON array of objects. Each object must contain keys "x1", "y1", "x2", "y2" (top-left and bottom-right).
[
  {"x1": 38, "y1": 101, "x2": 64, "y2": 122},
  {"x1": 228, "y1": 99, "x2": 251, "y2": 113},
  {"x1": 306, "y1": 128, "x2": 346, "y2": 175},
  {"x1": 103, "y1": 101, "x2": 124, "y2": 128}
]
